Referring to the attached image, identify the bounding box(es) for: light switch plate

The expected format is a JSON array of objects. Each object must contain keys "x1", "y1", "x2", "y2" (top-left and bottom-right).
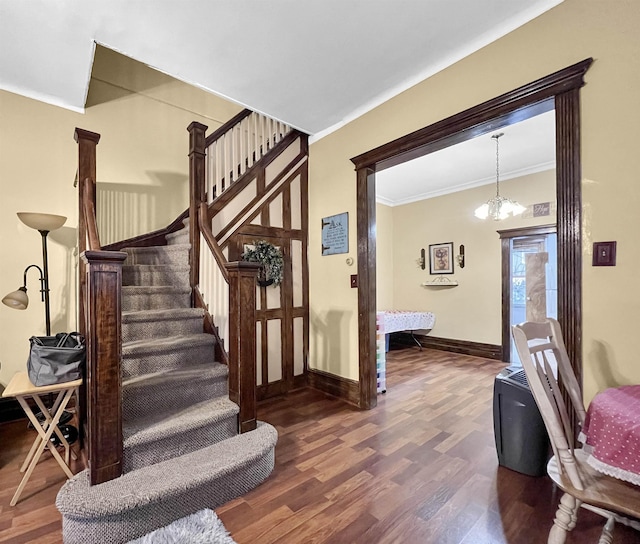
[
  {"x1": 350, "y1": 275, "x2": 358, "y2": 288},
  {"x1": 593, "y1": 241, "x2": 616, "y2": 266}
]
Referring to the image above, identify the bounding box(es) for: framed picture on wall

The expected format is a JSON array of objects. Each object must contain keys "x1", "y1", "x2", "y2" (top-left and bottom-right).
[{"x1": 429, "y1": 242, "x2": 454, "y2": 274}]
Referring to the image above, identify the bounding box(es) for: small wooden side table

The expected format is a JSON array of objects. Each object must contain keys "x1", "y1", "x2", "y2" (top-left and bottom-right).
[{"x1": 2, "y1": 372, "x2": 81, "y2": 506}]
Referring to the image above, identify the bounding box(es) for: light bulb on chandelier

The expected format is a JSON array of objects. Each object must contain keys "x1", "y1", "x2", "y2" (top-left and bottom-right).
[{"x1": 474, "y1": 133, "x2": 525, "y2": 221}]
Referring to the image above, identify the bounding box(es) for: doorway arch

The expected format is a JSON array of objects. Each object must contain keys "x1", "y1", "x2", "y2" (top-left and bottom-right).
[{"x1": 351, "y1": 59, "x2": 593, "y2": 409}]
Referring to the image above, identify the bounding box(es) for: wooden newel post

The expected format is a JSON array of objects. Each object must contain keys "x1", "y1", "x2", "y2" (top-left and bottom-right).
[
  {"x1": 225, "y1": 261, "x2": 261, "y2": 433},
  {"x1": 74, "y1": 128, "x2": 101, "y2": 337},
  {"x1": 188, "y1": 122, "x2": 208, "y2": 300},
  {"x1": 74, "y1": 127, "x2": 101, "y2": 458},
  {"x1": 82, "y1": 249, "x2": 127, "y2": 485}
]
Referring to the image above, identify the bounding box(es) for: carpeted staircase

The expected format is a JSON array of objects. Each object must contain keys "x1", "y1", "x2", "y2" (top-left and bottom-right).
[{"x1": 56, "y1": 224, "x2": 278, "y2": 544}]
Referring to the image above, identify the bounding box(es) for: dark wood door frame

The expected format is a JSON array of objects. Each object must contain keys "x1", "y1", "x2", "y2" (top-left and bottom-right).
[
  {"x1": 498, "y1": 224, "x2": 557, "y2": 363},
  {"x1": 351, "y1": 58, "x2": 593, "y2": 410}
]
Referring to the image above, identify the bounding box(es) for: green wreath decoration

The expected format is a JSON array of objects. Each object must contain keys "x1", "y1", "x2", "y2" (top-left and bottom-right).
[{"x1": 242, "y1": 240, "x2": 284, "y2": 287}]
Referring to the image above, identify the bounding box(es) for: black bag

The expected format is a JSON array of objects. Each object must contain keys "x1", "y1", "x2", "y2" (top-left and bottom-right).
[{"x1": 27, "y1": 332, "x2": 86, "y2": 386}]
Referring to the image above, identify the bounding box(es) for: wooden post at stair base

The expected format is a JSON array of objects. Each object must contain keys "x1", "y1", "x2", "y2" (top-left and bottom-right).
[
  {"x1": 74, "y1": 129, "x2": 101, "y2": 329},
  {"x1": 188, "y1": 122, "x2": 208, "y2": 302},
  {"x1": 82, "y1": 250, "x2": 127, "y2": 485},
  {"x1": 225, "y1": 261, "x2": 261, "y2": 433},
  {"x1": 74, "y1": 127, "x2": 101, "y2": 455}
]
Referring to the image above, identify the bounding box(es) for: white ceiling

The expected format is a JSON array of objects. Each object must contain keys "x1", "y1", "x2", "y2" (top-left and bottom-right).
[
  {"x1": 376, "y1": 109, "x2": 556, "y2": 206},
  {"x1": 0, "y1": 0, "x2": 562, "y2": 138}
]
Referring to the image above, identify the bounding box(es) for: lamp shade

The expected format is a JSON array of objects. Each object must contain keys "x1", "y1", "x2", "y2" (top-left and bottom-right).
[
  {"x1": 17, "y1": 212, "x2": 66, "y2": 231},
  {"x1": 2, "y1": 287, "x2": 28, "y2": 310}
]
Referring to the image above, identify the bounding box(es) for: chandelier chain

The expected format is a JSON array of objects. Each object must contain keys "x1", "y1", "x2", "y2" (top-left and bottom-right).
[{"x1": 493, "y1": 132, "x2": 503, "y2": 198}]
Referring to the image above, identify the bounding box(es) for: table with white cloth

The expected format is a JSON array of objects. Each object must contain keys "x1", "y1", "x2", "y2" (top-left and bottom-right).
[
  {"x1": 380, "y1": 310, "x2": 436, "y2": 351},
  {"x1": 375, "y1": 311, "x2": 436, "y2": 394},
  {"x1": 581, "y1": 384, "x2": 640, "y2": 486}
]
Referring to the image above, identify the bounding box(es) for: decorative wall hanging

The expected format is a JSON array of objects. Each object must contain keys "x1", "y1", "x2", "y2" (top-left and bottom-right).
[
  {"x1": 321, "y1": 212, "x2": 348, "y2": 255},
  {"x1": 242, "y1": 240, "x2": 284, "y2": 286},
  {"x1": 429, "y1": 242, "x2": 454, "y2": 274}
]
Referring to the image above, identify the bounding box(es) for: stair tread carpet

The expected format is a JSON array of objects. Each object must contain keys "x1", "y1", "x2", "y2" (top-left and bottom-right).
[
  {"x1": 122, "y1": 264, "x2": 190, "y2": 287},
  {"x1": 123, "y1": 244, "x2": 190, "y2": 265},
  {"x1": 57, "y1": 422, "x2": 278, "y2": 517},
  {"x1": 123, "y1": 332, "x2": 213, "y2": 355},
  {"x1": 122, "y1": 285, "x2": 191, "y2": 295},
  {"x1": 123, "y1": 397, "x2": 239, "y2": 444},
  {"x1": 123, "y1": 244, "x2": 190, "y2": 255},
  {"x1": 121, "y1": 397, "x2": 240, "y2": 473},
  {"x1": 58, "y1": 423, "x2": 277, "y2": 543},
  {"x1": 123, "y1": 361, "x2": 227, "y2": 390},
  {"x1": 122, "y1": 308, "x2": 203, "y2": 323}
]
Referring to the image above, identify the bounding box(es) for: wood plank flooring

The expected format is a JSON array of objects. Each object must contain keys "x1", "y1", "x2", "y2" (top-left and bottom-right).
[{"x1": 1, "y1": 348, "x2": 639, "y2": 543}]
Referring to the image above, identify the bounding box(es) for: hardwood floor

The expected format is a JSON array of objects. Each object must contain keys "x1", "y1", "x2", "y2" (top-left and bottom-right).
[{"x1": 1, "y1": 348, "x2": 639, "y2": 543}]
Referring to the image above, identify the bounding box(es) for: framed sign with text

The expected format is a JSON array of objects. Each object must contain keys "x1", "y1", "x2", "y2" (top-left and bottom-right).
[{"x1": 322, "y1": 212, "x2": 349, "y2": 255}]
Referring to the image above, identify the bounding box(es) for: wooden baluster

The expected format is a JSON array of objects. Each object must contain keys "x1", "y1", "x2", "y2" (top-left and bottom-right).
[
  {"x1": 188, "y1": 122, "x2": 208, "y2": 300},
  {"x1": 240, "y1": 117, "x2": 247, "y2": 177},
  {"x1": 253, "y1": 113, "x2": 259, "y2": 167},
  {"x1": 233, "y1": 124, "x2": 239, "y2": 181},
  {"x1": 225, "y1": 261, "x2": 260, "y2": 433},
  {"x1": 206, "y1": 142, "x2": 213, "y2": 204},
  {"x1": 214, "y1": 140, "x2": 221, "y2": 200},
  {"x1": 82, "y1": 250, "x2": 127, "y2": 484}
]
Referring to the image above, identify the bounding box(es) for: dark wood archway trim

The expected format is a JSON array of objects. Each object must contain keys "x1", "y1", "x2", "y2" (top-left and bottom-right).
[
  {"x1": 352, "y1": 58, "x2": 592, "y2": 410},
  {"x1": 352, "y1": 58, "x2": 592, "y2": 171}
]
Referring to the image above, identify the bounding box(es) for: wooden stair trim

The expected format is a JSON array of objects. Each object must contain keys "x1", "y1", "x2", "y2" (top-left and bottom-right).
[{"x1": 102, "y1": 209, "x2": 189, "y2": 251}]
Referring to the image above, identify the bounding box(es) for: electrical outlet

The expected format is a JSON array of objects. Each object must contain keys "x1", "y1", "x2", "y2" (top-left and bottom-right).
[{"x1": 350, "y1": 274, "x2": 358, "y2": 288}]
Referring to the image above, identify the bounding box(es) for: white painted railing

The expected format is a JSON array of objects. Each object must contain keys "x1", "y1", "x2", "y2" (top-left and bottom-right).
[{"x1": 205, "y1": 111, "x2": 291, "y2": 203}]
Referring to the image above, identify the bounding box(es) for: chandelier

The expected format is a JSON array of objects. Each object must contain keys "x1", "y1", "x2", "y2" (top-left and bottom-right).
[{"x1": 474, "y1": 132, "x2": 525, "y2": 221}]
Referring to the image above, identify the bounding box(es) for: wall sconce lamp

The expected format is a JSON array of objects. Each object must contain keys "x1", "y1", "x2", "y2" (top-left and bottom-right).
[
  {"x1": 2, "y1": 212, "x2": 66, "y2": 335},
  {"x1": 457, "y1": 244, "x2": 465, "y2": 269},
  {"x1": 417, "y1": 248, "x2": 425, "y2": 270}
]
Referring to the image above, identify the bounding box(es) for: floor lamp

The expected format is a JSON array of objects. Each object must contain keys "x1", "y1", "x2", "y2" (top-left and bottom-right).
[{"x1": 2, "y1": 212, "x2": 67, "y2": 336}]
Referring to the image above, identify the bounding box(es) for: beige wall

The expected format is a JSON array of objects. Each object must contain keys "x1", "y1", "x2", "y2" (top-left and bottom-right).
[
  {"x1": 390, "y1": 171, "x2": 555, "y2": 344},
  {"x1": 308, "y1": 0, "x2": 640, "y2": 402},
  {"x1": 0, "y1": 47, "x2": 241, "y2": 387}
]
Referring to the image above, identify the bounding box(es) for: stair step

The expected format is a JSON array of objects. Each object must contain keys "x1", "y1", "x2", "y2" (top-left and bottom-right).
[
  {"x1": 122, "y1": 333, "x2": 216, "y2": 379},
  {"x1": 122, "y1": 362, "x2": 228, "y2": 420},
  {"x1": 122, "y1": 285, "x2": 191, "y2": 311},
  {"x1": 166, "y1": 229, "x2": 189, "y2": 246},
  {"x1": 122, "y1": 264, "x2": 190, "y2": 287},
  {"x1": 123, "y1": 244, "x2": 190, "y2": 265},
  {"x1": 122, "y1": 308, "x2": 204, "y2": 343},
  {"x1": 57, "y1": 422, "x2": 278, "y2": 544},
  {"x1": 123, "y1": 397, "x2": 239, "y2": 472}
]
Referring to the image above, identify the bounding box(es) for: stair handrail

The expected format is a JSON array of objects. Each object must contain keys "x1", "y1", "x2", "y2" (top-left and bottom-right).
[
  {"x1": 75, "y1": 128, "x2": 125, "y2": 486},
  {"x1": 82, "y1": 179, "x2": 101, "y2": 250},
  {"x1": 198, "y1": 202, "x2": 229, "y2": 283}
]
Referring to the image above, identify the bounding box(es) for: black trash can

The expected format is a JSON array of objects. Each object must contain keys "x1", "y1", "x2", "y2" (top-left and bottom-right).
[{"x1": 493, "y1": 366, "x2": 550, "y2": 477}]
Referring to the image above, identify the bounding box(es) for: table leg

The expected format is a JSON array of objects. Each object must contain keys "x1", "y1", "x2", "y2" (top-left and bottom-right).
[
  {"x1": 36, "y1": 390, "x2": 75, "y2": 478},
  {"x1": 19, "y1": 390, "x2": 66, "y2": 473},
  {"x1": 11, "y1": 391, "x2": 75, "y2": 506},
  {"x1": 33, "y1": 393, "x2": 75, "y2": 465},
  {"x1": 32, "y1": 392, "x2": 72, "y2": 464},
  {"x1": 409, "y1": 331, "x2": 423, "y2": 351}
]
